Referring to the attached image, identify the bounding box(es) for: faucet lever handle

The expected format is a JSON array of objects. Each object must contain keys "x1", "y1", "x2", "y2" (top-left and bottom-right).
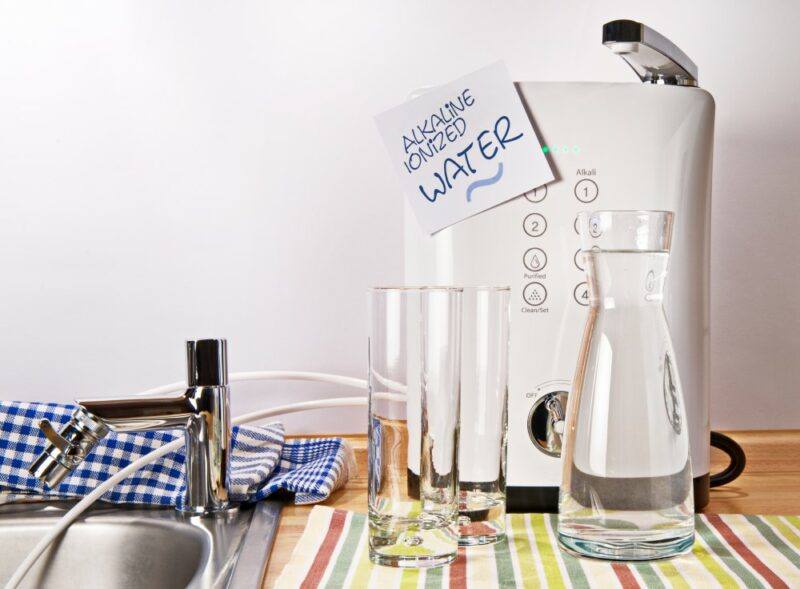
[{"x1": 38, "y1": 419, "x2": 74, "y2": 453}]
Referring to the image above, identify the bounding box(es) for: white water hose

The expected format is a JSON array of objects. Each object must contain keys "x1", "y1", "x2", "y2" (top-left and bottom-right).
[
  {"x1": 5, "y1": 371, "x2": 370, "y2": 589},
  {"x1": 129, "y1": 370, "x2": 368, "y2": 395}
]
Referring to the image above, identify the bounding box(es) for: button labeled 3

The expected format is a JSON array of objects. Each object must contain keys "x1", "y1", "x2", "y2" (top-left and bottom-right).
[
  {"x1": 523, "y1": 282, "x2": 548, "y2": 306},
  {"x1": 574, "y1": 249, "x2": 585, "y2": 271},
  {"x1": 523, "y1": 213, "x2": 547, "y2": 237},
  {"x1": 524, "y1": 248, "x2": 548, "y2": 272}
]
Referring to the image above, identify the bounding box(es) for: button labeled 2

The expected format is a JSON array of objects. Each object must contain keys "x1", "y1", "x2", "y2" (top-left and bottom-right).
[{"x1": 523, "y1": 213, "x2": 547, "y2": 237}]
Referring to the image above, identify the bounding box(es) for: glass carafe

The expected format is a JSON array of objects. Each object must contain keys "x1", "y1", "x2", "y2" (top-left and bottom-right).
[{"x1": 558, "y1": 210, "x2": 694, "y2": 561}]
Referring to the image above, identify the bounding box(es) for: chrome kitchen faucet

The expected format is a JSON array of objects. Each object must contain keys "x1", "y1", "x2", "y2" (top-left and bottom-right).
[{"x1": 29, "y1": 339, "x2": 233, "y2": 515}]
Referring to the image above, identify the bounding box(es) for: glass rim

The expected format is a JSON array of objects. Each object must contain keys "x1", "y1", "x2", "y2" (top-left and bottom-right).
[
  {"x1": 461, "y1": 285, "x2": 511, "y2": 292},
  {"x1": 577, "y1": 209, "x2": 674, "y2": 218},
  {"x1": 368, "y1": 285, "x2": 510, "y2": 292},
  {"x1": 368, "y1": 286, "x2": 464, "y2": 292}
]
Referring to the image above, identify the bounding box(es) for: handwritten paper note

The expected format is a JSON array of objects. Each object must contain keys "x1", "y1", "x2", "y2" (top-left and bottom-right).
[{"x1": 375, "y1": 62, "x2": 553, "y2": 234}]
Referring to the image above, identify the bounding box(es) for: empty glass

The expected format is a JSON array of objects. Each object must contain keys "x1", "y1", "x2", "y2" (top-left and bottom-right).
[
  {"x1": 558, "y1": 211, "x2": 694, "y2": 561},
  {"x1": 458, "y1": 286, "x2": 510, "y2": 546},
  {"x1": 367, "y1": 287, "x2": 462, "y2": 568}
]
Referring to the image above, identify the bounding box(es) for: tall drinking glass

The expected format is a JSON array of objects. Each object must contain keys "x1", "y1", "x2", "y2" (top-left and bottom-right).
[
  {"x1": 367, "y1": 287, "x2": 462, "y2": 568},
  {"x1": 458, "y1": 286, "x2": 510, "y2": 546}
]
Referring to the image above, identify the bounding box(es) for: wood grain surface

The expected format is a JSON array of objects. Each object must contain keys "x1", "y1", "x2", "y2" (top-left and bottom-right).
[{"x1": 261, "y1": 430, "x2": 800, "y2": 587}]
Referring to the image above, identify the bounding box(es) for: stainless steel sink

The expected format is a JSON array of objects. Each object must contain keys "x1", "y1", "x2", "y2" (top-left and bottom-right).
[{"x1": 0, "y1": 500, "x2": 281, "y2": 588}]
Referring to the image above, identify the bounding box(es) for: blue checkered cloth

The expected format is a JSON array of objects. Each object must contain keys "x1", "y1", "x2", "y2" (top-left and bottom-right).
[{"x1": 0, "y1": 401, "x2": 353, "y2": 506}]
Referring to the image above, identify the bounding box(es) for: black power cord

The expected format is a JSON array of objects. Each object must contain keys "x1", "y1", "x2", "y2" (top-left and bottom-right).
[{"x1": 710, "y1": 431, "x2": 747, "y2": 487}]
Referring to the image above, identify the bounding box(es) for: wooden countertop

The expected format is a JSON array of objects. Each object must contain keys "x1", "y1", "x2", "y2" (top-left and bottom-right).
[{"x1": 261, "y1": 430, "x2": 800, "y2": 587}]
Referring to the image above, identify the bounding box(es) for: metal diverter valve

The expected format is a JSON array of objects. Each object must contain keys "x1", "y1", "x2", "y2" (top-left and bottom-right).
[
  {"x1": 527, "y1": 391, "x2": 568, "y2": 457},
  {"x1": 29, "y1": 408, "x2": 110, "y2": 488}
]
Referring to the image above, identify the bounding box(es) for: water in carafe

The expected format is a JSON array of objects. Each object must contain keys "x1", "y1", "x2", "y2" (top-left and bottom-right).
[{"x1": 557, "y1": 211, "x2": 694, "y2": 561}]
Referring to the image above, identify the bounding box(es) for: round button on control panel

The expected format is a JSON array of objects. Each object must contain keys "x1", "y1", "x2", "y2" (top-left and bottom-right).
[
  {"x1": 523, "y1": 282, "x2": 548, "y2": 306},
  {"x1": 523, "y1": 213, "x2": 547, "y2": 237},
  {"x1": 588, "y1": 215, "x2": 604, "y2": 238},
  {"x1": 524, "y1": 184, "x2": 548, "y2": 203},
  {"x1": 574, "y1": 179, "x2": 599, "y2": 203},
  {"x1": 523, "y1": 248, "x2": 547, "y2": 272},
  {"x1": 574, "y1": 248, "x2": 584, "y2": 271},
  {"x1": 574, "y1": 282, "x2": 589, "y2": 306}
]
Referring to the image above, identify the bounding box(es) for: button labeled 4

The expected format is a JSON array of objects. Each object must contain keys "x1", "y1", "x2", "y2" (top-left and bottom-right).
[{"x1": 574, "y1": 282, "x2": 590, "y2": 306}]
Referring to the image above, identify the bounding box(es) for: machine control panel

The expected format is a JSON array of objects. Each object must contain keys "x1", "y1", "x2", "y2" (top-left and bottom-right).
[
  {"x1": 520, "y1": 168, "x2": 599, "y2": 317},
  {"x1": 517, "y1": 163, "x2": 599, "y2": 478}
]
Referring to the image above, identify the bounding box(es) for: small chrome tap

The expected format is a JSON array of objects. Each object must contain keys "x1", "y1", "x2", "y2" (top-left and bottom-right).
[{"x1": 29, "y1": 339, "x2": 233, "y2": 515}]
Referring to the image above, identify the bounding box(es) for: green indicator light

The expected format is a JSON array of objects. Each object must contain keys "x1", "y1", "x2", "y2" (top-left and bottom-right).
[
  {"x1": 542, "y1": 146, "x2": 550, "y2": 153},
  {"x1": 573, "y1": 145, "x2": 581, "y2": 154}
]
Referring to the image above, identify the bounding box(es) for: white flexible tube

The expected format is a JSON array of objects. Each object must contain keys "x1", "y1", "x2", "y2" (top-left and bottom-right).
[
  {"x1": 134, "y1": 370, "x2": 368, "y2": 396},
  {"x1": 5, "y1": 373, "x2": 369, "y2": 589}
]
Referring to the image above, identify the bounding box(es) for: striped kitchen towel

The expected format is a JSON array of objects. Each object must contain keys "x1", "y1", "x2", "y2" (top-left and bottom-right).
[
  {"x1": 277, "y1": 506, "x2": 800, "y2": 588},
  {"x1": 0, "y1": 401, "x2": 354, "y2": 507}
]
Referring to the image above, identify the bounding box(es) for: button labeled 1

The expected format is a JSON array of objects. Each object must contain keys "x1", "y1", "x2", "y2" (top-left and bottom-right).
[
  {"x1": 524, "y1": 248, "x2": 547, "y2": 272},
  {"x1": 524, "y1": 184, "x2": 548, "y2": 203},
  {"x1": 523, "y1": 282, "x2": 547, "y2": 306},
  {"x1": 574, "y1": 179, "x2": 598, "y2": 203},
  {"x1": 523, "y1": 213, "x2": 547, "y2": 237}
]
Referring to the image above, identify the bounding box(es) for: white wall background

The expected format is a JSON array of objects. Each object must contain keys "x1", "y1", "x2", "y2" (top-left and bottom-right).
[{"x1": 0, "y1": 1, "x2": 798, "y2": 432}]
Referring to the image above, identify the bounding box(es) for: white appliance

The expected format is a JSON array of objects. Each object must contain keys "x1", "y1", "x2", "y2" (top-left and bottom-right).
[{"x1": 405, "y1": 20, "x2": 743, "y2": 511}]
